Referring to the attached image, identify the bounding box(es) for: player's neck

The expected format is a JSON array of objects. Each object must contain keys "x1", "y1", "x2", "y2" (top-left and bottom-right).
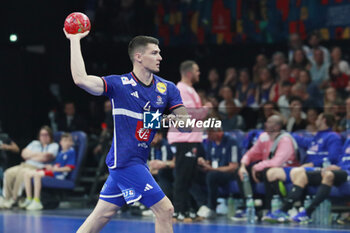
[{"x1": 133, "y1": 68, "x2": 153, "y2": 86}]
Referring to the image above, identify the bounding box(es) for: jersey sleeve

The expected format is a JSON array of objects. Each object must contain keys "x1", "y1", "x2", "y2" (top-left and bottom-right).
[
  {"x1": 167, "y1": 82, "x2": 184, "y2": 111},
  {"x1": 101, "y1": 75, "x2": 117, "y2": 97}
]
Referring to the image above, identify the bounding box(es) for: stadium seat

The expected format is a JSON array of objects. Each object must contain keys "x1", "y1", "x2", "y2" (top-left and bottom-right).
[{"x1": 41, "y1": 131, "x2": 88, "y2": 189}]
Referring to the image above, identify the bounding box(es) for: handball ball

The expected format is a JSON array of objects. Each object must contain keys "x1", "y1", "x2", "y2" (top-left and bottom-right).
[{"x1": 64, "y1": 12, "x2": 91, "y2": 34}]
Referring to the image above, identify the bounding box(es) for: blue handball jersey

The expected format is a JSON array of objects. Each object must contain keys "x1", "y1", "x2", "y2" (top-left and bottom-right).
[{"x1": 102, "y1": 72, "x2": 183, "y2": 169}]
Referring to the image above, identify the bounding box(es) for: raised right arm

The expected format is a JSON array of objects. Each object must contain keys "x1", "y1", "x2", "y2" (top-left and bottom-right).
[{"x1": 64, "y1": 29, "x2": 104, "y2": 96}]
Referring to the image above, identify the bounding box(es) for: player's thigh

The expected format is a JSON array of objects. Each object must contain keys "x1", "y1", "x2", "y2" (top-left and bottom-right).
[{"x1": 99, "y1": 174, "x2": 126, "y2": 208}]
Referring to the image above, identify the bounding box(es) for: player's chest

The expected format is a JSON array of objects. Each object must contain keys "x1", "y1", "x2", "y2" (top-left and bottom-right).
[{"x1": 116, "y1": 85, "x2": 168, "y2": 112}]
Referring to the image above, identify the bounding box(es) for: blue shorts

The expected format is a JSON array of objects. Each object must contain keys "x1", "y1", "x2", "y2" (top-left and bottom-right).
[
  {"x1": 99, "y1": 164, "x2": 165, "y2": 208},
  {"x1": 283, "y1": 167, "x2": 316, "y2": 183}
]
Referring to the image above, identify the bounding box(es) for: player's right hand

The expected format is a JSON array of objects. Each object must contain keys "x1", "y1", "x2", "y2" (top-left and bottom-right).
[{"x1": 63, "y1": 28, "x2": 90, "y2": 40}]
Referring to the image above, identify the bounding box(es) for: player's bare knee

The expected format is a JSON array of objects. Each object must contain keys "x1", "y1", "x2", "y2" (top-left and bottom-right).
[
  {"x1": 322, "y1": 170, "x2": 334, "y2": 185},
  {"x1": 290, "y1": 167, "x2": 306, "y2": 185},
  {"x1": 266, "y1": 168, "x2": 277, "y2": 182}
]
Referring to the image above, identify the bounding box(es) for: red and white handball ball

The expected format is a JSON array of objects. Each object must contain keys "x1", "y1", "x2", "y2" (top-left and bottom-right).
[{"x1": 64, "y1": 12, "x2": 91, "y2": 34}]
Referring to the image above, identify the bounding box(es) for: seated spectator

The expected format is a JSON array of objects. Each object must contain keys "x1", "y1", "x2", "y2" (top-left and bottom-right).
[
  {"x1": 286, "y1": 96, "x2": 307, "y2": 132},
  {"x1": 268, "y1": 51, "x2": 286, "y2": 79},
  {"x1": 255, "y1": 68, "x2": 274, "y2": 106},
  {"x1": 323, "y1": 86, "x2": 340, "y2": 107},
  {"x1": 0, "y1": 126, "x2": 59, "y2": 209},
  {"x1": 277, "y1": 81, "x2": 292, "y2": 119},
  {"x1": 298, "y1": 69, "x2": 322, "y2": 100},
  {"x1": 291, "y1": 82, "x2": 322, "y2": 111},
  {"x1": 270, "y1": 64, "x2": 295, "y2": 103},
  {"x1": 263, "y1": 113, "x2": 342, "y2": 223},
  {"x1": 288, "y1": 33, "x2": 310, "y2": 64},
  {"x1": 232, "y1": 115, "x2": 298, "y2": 221},
  {"x1": 0, "y1": 120, "x2": 20, "y2": 170},
  {"x1": 306, "y1": 31, "x2": 330, "y2": 64},
  {"x1": 290, "y1": 48, "x2": 311, "y2": 70},
  {"x1": 56, "y1": 101, "x2": 87, "y2": 132},
  {"x1": 309, "y1": 48, "x2": 330, "y2": 89},
  {"x1": 253, "y1": 54, "x2": 269, "y2": 84},
  {"x1": 305, "y1": 108, "x2": 319, "y2": 133},
  {"x1": 329, "y1": 47, "x2": 350, "y2": 95},
  {"x1": 223, "y1": 67, "x2": 238, "y2": 89},
  {"x1": 196, "y1": 127, "x2": 239, "y2": 219},
  {"x1": 235, "y1": 69, "x2": 255, "y2": 107},
  {"x1": 148, "y1": 132, "x2": 175, "y2": 201},
  {"x1": 255, "y1": 101, "x2": 283, "y2": 129},
  {"x1": 22, "y1": 133, "x2": 76, "y2": 210},
  {"x1": 207, "y1": 68, "x2": 221, "y2": 99},
  {"x1": 339, "y1": 97, "x2": 350, "y2": 131}
]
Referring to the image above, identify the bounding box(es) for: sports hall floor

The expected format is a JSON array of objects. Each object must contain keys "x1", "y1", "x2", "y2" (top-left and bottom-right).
[{"x1": 0, "y1": 208, "x2": 349, "y2": 233}]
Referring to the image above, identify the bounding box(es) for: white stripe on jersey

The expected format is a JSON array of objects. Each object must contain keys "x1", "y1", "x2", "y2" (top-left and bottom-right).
[
  {"x1": 113, "y1": 108, "x2": 143, "y2": 120},
  {"x1": 100, "y1": 193, "x2": 123, "y2": 198},
  {"x1": 109, "y1": 99, "x2": 117, "y2": 169}
]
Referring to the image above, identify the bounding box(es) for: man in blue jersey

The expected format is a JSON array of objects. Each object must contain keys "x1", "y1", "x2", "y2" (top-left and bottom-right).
[
  {"x1": 64, "y1": 29, "x2": 188, "y2": 233},
  {"x1": 291, "y1": 138, "x2": 350, "y2": 223},
  {"x1": 263, "y1": 113, "x2": 343, "y2": 223}
]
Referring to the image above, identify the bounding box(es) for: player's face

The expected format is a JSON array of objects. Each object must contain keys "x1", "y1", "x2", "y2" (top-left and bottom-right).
[{"x1": 142, "y1": 44, "x2": 162, "y2": 73}]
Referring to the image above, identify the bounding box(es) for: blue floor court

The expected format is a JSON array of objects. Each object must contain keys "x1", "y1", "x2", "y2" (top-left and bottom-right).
[{"x1": 0, "y1": 209, "x2": 349, "y2": 233}]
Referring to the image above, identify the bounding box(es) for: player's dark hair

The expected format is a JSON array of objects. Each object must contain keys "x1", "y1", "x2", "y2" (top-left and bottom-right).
[
  {"x1": 38, "y1": 125, "x2": 54, "y2": 143},
  {"x1": 128, "y1": 36, "x2": 159, "y2": 63},
  {"x1": 322, "y1": 113, "x2": 335, "y2": 128},
  {"x1": 179, "y1": 60, "x2": 197, "y2": 75}
]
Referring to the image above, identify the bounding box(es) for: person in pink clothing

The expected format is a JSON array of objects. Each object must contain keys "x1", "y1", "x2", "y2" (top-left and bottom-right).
[
  {"x1": 167, "y1": 60, "x2": 212, "y2": 221},
  {"x1": 232, "y1": 115, "x2": 298, "y2": 221}
]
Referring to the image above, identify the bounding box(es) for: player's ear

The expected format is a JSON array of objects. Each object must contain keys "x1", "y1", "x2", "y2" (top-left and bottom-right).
[{"x1": 134, "y1": 52, "x2": 142, "y2": 63}]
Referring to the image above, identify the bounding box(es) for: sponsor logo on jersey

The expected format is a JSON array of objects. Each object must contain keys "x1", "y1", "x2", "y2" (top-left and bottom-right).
[
  {"x1": 135, "y1": 121, "x2": 152, "y2": 141},
  {"x1": 143, "y1": 110, "x2": 162, "y2": 129},
  {"x1": 156, "y1": 95, "x2": 164, "y2": 105},
  {"x1": 131, "y1": 91, "x2": 139, "y2": 98},
  {"x1": 121, "y1": 76, "x2": 137, "y2": 86},
  {"x1": 122, "y1": 188, "x2": 135, "y2": 198},
  {"x1": 156, "y1": 82, "x2": 167, "y2": 94}
]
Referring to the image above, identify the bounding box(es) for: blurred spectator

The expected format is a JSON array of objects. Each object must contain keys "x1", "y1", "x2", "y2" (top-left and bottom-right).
[
  {"x1": 309, "y1": 48, "x2": 329, "y2": 89},
  {"x1": 255, "y1": 68, "x2": 274, "y2": 106},
  {"x1": 323, "y1": 86, "x2": 340, "y2": 107},
  {"x1": 286, "y1": 97, "x2": 307, "y2": 132},
  {"x1": 288, "y1": 33, "x2": 310, "y2": 63},
  {"x1": 255, "y1": 101, "x2": 281, "y2": 129},
  {"x1": 339, "y1": 97, "x2": 350, "y2": 131},
  {"x1": 290, "y1": 48, "x2": 311, "y2": 70},
  {"x1": 207, "y1": 68, "x2": 221, "y2": 99},
  {"x1": 329, "y1": 47, "x2": 350, "y2": 95},
  {"x1": 223, "y1": 67, "x2": 238, "y2": 89},
  {"x1": 0, "y1": 126, "x2": 58, "y2": 209},
  {"x1": 235, "y1": 68, "x2": 255, "y2": 107},
  {"x1": 306, "y1": 31, "x2": 330, "y2": 64},
  {"x1": 268, "y1": 52, "x2": 286, "y2": 78},
  {"x1": 306, "y1": 108, "x2": 319, "y2": 133},
  {"x1": 253, "y1": 54, "x2": 269, "y2": 84},
  {"x1": 270, "y1": 64, "x2": 295, "y2": 103},
  {"x1": 56, "y1": 101, "x2": 87, "y2": 132},
  {"x1": 298, "y1": 69, "x2": 322, "y2": 100},
  {"x1": 92, "y1": 100, "x2": 113, "y2": 161},
  {"x1": 277, "y1": 81, "x2": 293, "y2": 119},
  {"x1": 291, "y1": 83, "x2": 322, "y2": 111},
  {"x1": 0, "y1": 121, "x2": 20, "y2": 171},
  {"x1": 218, "y1": 86, "x2": 244, "y2": 131}
]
